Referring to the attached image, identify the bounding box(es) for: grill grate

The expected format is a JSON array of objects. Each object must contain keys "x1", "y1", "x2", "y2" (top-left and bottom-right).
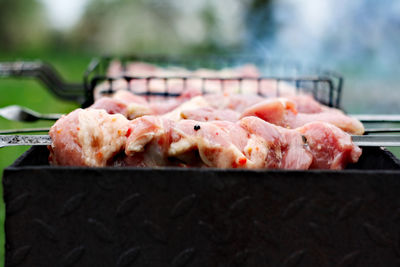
[{"x1": 83, "y1": 55, "x2": 343, "y2": 108}]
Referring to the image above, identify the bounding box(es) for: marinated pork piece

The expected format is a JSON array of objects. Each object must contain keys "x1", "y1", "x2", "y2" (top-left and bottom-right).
[
  {"x1": 169, "y1": 119, "x2": 252, "y2": 168},
  {"x1": 180, "y1": 107, "x2": 240, "y2": 122},
  {"x1": 162, "y1": 96, "x2": 210, "y2": 121},
  {"x1": 241, "y1": 98, "x2": 365, "y2": 135},
  {"x1": 293, "y1": 112, "x2": 365, "y2": 135},
  {"x1": 204, "y1": 93, "x2": 264, "y2": 112},
  {"x1": 298, "y1": 122, "x2": 362, "y2": 169},
  {"x1": 90, "y1": 97, "x2": 129, "y2": 117},
  {"x1": 150, "y1": 88, "x2": 202, "y2": 115},
  {"x1": 111, "y1": 90, "x2": 154, "y2": 119},
  {"x1": 91, "y1": 88, "x2": 201, "y2": 120},
  {"x1": 124, "y1": 116, "x2": 174, "y2": 167},
  {"x1": 48, "y1": 109, "x2": 83, "y2": 166},
  {"x1": 286, "y1": 94, "x2": 325, "y2": 113},
  {"x1": 49, "y1": 109, "x2": 129, "y2": 166},
  {"x1": 239, "y1": 117, "x2": 313, "y2": 169},
  {"x1": 90, "y1": 90, "x2": 153, "y2": 119},
  {"x1": 240, "y1": 98, "x2": 298, "y2": 127}
]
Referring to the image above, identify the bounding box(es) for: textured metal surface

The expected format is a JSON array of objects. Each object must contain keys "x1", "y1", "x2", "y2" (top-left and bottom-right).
[
  {"x1": 0, "y1": 135, "x2": 51, "y2": 148},
  {"x1": 3, "y1": 134, "x2": 400, "y2": 148},
  {"x1": 3, "y1": 146, "x2": 400, "y2": 266}
]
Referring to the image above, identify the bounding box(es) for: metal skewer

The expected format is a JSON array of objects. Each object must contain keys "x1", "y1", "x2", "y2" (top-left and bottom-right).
[
  {"x1": 1, "y1": 134, "x2": 400, "y2": 148},
  {"x1": 0, "y1": 105, "x2": 62, "y2": 122},
  {"x1": 0, "y1": 135, "x2": 52, "y2": 148},
  {"x1": 351, "y1": 135, "x2": 400, "y2": 147},
  {"x1": 351, "y1": 114, "x2": 400, "y2": 123},
  {"x1": 364, "y1": 128, "x2": 400, "y2": 134}
]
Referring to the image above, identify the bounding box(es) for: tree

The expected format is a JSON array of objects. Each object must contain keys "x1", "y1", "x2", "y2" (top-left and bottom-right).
[{"x1": 0, "y1": 0, "x2": 50, "y2": 51}]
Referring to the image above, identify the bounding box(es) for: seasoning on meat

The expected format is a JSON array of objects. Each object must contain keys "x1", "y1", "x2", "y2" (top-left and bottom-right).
[
  {"x1": 90, "y1": 89, "x2": 364, "y2": 135},
  {"x1": 48, "y1": 108, "x2": 362, "y2": 169}
]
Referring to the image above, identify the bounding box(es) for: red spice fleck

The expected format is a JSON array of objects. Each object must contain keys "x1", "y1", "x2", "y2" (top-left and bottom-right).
[
  {"x1": 287, "y1": 102, "x2": 298, "y2": 115},
  {"x1": 232, "y1": 161, "x2": 238, "y2": 168},
  {"x1": 76, "y1": 127, "x2": 80, "y2": 131},
  {"x1": 238, "y1": 157, "x2": 247, "y2": 165},
  {"x1": 125, "y1": 128, "x2": 132, "y2": 137},
  {"x1": 215, "y1": 132, "x2": 219, "y2": 136},
  {"x1": 96, "y1": 152, "x2": 103, "y2": 160}
]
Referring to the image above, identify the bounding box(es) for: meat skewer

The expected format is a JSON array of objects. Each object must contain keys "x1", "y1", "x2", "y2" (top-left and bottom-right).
[
  {"x1": 42, "y1": 108, "x2": 363, "y2": 169},
  {"x1": 2, "y1": 133, "x2": 399, "y2": 148}
]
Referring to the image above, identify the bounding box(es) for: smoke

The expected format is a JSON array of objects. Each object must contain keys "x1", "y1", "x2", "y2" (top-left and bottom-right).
[
  {"x1": 243, "y1": 0, "x2": 400, "y2": 112},
  {"x1": 35, "y1": 0, "x2": 400, "y2": 112}
]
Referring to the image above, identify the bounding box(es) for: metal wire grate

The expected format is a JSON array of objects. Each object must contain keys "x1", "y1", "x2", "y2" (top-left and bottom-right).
[{"x1": 84, "y1": 55, "x2": 343, "y2": 108}]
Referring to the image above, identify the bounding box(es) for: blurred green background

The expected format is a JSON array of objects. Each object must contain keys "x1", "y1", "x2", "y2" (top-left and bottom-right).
[{"x1": 1, "y1": 0, "x2": 400, "y2": 266}]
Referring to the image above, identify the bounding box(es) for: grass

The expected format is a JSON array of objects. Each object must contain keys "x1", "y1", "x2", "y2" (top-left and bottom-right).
[
  {"x1": 0, "y1": 51, "x2": 399, "y2": 267},
  {"x1": 0, "y1": 50, "x2": 90, "y2": 267}
]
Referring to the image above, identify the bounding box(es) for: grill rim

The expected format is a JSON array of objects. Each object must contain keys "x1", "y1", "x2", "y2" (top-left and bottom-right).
[{"x1": 6, "y1": 146, "x2": 400, "y2": 172}]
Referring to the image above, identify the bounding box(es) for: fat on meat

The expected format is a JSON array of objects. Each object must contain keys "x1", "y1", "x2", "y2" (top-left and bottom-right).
[
  {"x1": 91, "y1": 88, "x2": 201, "y2": 120},
  {"x1": 298, "y1": 121, "x2": 362, "y2": 169},
  {"x1": 239, "y1": 117, "x2": 313, "y2": 169},
  {"x1": 123, "y1": 115, "x2": 360, "y2": 169},
  {"x1": 124, "y1": 116, "x2": 248, "y2": 168},
  {"x1": 180, "y1": 107, "x2": 240, "y2": 122},
  {"x1": 89, "y1": 89, "x2": 364, "y2": 135},
  {"x1": 241, "y1": 98, "x2": 365, "y2": 135},
  {"x1": 49, "y1": 109, "x2": 129, "y2": 166}
]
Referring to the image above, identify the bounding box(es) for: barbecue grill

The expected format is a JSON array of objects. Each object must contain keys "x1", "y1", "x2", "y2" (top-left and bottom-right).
[{"x1": 1, "y1": 55, "x2": 400, "y2": 266}]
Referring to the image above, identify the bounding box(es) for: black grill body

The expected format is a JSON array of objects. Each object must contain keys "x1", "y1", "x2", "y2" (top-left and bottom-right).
[{"x1": 3, "y1": 146, "x2": 400, "y2": 266}]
